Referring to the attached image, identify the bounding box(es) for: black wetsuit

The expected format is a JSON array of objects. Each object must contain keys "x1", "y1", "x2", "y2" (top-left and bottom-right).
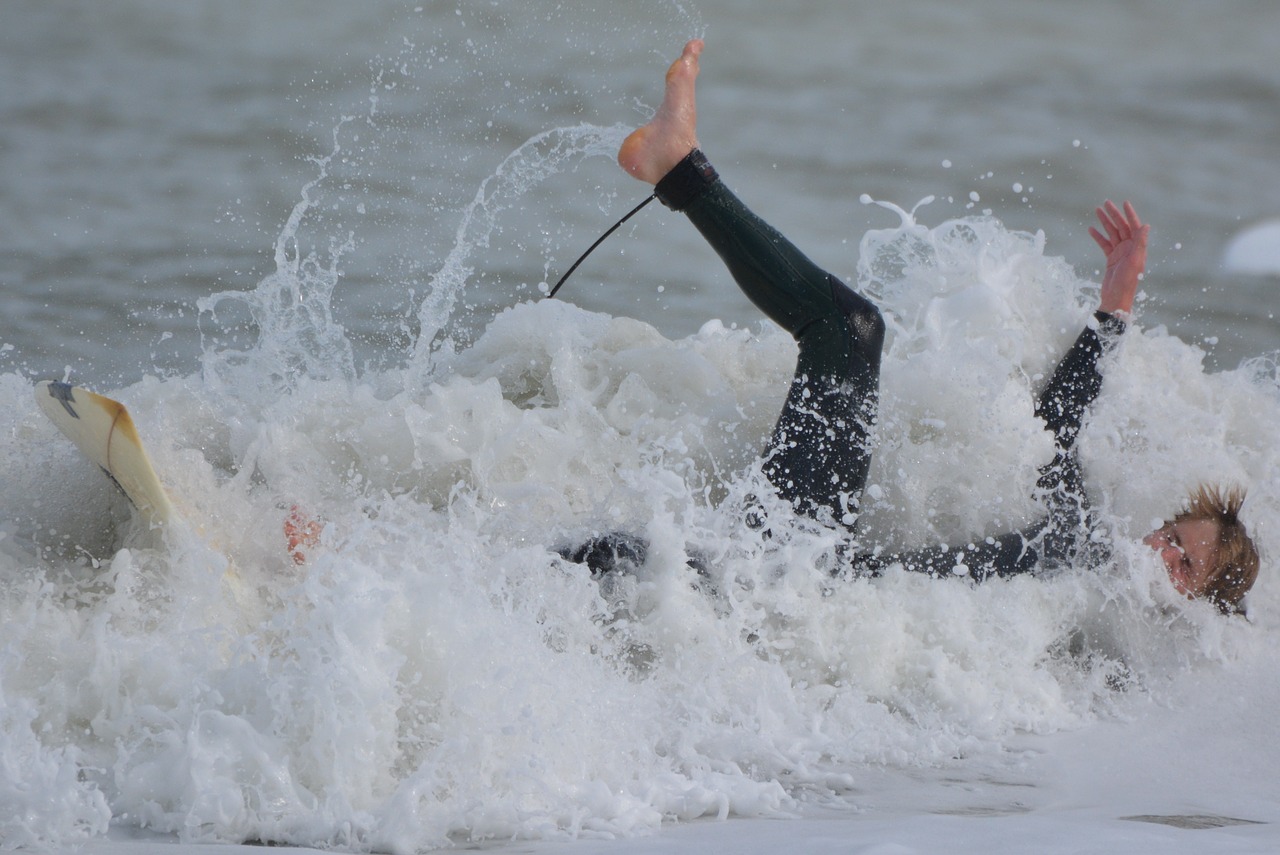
[{"x1": 567, "y1": 151, "x2": 1123, "y2": 582}]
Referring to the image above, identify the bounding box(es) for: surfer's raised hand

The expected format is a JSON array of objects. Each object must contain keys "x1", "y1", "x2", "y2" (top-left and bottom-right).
[
  {"x1": 1089, "y1": 199, "x2": 1148, "y2": 317},
  {"x1": 617, "y1": 38, "x2": 704, "y2": 185}
]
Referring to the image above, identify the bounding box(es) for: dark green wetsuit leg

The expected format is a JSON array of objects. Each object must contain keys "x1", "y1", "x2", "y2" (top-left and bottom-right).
[{"x1": 656, "y1": 151, "x2": 885, "y2": 528}]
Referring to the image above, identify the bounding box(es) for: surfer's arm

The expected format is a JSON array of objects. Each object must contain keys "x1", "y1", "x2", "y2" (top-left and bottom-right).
[
  {"x1": 838, "y1": 204, "x2": 1145, "y2": 583},
  {"x1": 1038, "y1": 199, "x2": 1147, "y2": 448},
  {"x1": 840, "y1": 532, "x2": 1041, "y2": 582},
  {"x1": 1036, "y1": 197, "x2": 1147, "y2": 451},
  {"x1": 1034, "y1": 313, "x2": 1123, "y2": 451},
  {"x1": 1028, "y1": 200, "x2": 1144, "y2": 534}
]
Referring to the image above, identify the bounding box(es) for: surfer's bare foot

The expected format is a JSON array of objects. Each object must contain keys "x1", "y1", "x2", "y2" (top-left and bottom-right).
[
  {"x1": 617, "y1": 38, "x2": 703, "y2": 185},
  {"x1": 285, "y1": 505, "x2": 323, "y2": 565}
]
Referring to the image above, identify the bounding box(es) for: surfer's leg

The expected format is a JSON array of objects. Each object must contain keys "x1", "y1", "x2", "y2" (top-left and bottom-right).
[
  {"x1": 559, "y1": 532, "x2": 649, "y2": 577},
  {"x1": 618, "y1": 39, "x2": 873, "y2": 331},
  {"x1": 765, "y1": 294, "x2": 883, "y2": 527},
  {"x1": 620, "y1": 40, "x2": 883, "y2": 528},
  {"x1": 662, "y1": 169, "x2": 886, "y2": 526},
  {"x1": 667, "y1": 172, "x2": 884, "y2": 526},
  {"x1": 558, "y1": 531, "x2": 714, "y2": 592}
]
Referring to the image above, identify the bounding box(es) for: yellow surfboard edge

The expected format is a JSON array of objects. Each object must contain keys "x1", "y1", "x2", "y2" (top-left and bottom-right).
[{"x1": 35, "y1": 380, "x2": 176, "y2": 528}]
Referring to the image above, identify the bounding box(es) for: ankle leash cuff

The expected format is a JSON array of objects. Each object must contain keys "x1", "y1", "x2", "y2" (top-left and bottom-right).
[{"x1": 655, "y1": 149, "x2": 719, "y2": 210}]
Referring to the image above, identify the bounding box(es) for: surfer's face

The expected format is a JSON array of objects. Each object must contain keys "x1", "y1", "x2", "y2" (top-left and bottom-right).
[{"x1": 1143, "y1": 518, "x2": 1221, "y2": 599}]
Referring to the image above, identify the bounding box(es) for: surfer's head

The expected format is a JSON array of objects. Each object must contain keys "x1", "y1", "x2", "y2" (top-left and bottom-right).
[{"x1": 1143, "y1": 484, "x2": 1258, "y2": 615}]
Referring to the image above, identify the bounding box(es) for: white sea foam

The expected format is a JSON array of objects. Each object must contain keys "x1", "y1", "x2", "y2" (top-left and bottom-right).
[{"x1": 4, "y1": 151, "x2": 1278, "y2": 849}]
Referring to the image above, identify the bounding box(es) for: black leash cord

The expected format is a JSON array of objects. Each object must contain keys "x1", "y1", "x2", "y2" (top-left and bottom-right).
[{"x1": 546, "y1": 194, "x2": 656, "y2": 299}]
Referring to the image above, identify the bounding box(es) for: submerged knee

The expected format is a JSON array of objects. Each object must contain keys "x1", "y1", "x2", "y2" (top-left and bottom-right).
[{"x1": 559, "y1": 532, "x2": 649, "y2": 577}]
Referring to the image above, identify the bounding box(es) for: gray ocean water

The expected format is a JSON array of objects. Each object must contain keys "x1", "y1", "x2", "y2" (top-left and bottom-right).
[
  {"x1": 2, "y1": 0, "x2": 1278, "y2": 386},
  {"x1": 6, "y1": 4, "x2": 1280, "y2": 849}
]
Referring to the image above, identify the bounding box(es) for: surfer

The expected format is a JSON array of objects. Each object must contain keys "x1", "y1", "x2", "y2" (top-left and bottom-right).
[
  {"x1": 284, "y1": 39, "x2": 1258, "y2": 615},
  {"x1": 611, "y1": 39, "x2": 1259, "y2": 613}
]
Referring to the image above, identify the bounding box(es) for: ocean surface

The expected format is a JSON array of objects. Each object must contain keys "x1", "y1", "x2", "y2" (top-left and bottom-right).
[{"x1": 2, "y1": 1, "x2": 1280, "y2": 852}]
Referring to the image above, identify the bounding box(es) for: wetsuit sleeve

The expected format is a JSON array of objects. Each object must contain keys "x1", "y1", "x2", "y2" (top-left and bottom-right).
[
  {"x1": 841, "y1": 312, "x2": 1125, "y2": 582},
  {"x1": 1021, "y1": 311, "x2": 1125, "y2": 572},
  {"x1": 1035, "y1": 312, "x2": 1126, "y2": 450},
  {"x1": 842, "y1": 532, "x2": 1040, "y2": 581}
]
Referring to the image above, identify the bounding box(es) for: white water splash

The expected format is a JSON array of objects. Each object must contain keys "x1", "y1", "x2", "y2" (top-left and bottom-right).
[{"x1": 3, "y1": 140, "x2": 1279, "y2": 852}]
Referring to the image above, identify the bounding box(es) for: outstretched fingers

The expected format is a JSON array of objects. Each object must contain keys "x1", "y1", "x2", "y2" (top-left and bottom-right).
[
  {"x1": 1089, "y1": 199, "x2": 1145, "y2": 252},
  {"x1": 1088, "y1": 222, "x2": 1112, "y2": 253},
  {"x1": 1121, "y1": 200, "x2": 1143, "y2": 231}
]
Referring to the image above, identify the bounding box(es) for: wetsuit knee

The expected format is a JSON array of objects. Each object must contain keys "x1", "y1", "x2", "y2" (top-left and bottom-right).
[
  {"x1": 828, "y1": 275, "x2": 885, "y2": 364},
  {"x1": 559, "y1": 532, "x2": 649, "y2": 577}
]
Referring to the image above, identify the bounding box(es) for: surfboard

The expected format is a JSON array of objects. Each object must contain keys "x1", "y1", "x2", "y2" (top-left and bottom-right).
[
  {"x1": 33, "y1": 382, "x2": 270, "y2": 624},
  {"x1": 34, "y1": 381, "x2": 176, "y2": 528}
]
